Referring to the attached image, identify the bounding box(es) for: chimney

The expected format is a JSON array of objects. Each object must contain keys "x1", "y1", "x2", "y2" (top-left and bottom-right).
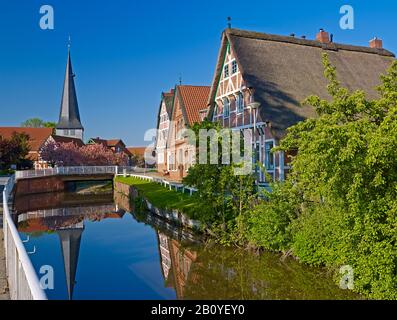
[
  {"x1": 369, "y1": 37, "x2": 383, "y2": 49},
  {"x1": 316, "y1": 28, "x2": 330, "y2": 44}
]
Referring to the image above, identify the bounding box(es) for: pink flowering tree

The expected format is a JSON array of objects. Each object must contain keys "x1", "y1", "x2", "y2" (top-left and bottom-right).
[
  {"x1": 40, "y1": 141, "x2": 83, "y2": 167},
  {"x1": 113, "y1": 150, "x2": 129, "y2": 166},
  {"x1": 80, "y1": 144, "x2": 117, "y2": 165},
  {"x1": 41, "y1": 141, "x2": 129, "y2": 167}
]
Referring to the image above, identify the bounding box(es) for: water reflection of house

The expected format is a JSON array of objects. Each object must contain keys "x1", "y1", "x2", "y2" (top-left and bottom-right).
[
  {"x1": 156, "y1": 231, "x2": 198, "y2": 299},
  {"x1": 157, "y1": 233, "x2": 172, "y2": 281}
]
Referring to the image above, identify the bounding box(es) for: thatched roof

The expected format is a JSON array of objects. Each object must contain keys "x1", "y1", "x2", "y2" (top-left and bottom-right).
[{"x1": 208, "y1": 28, "x2": 396, "y2": 139}]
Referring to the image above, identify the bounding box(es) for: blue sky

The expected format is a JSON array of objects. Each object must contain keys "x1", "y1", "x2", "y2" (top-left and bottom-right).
[{"x1": 1, "y1": 0, "x2": 396, "y2": 146}]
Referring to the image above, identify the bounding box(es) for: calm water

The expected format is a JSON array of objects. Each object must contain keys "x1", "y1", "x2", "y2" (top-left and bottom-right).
[{"x1": 13, "y1": 191, "x2": 360, "y2": 300}]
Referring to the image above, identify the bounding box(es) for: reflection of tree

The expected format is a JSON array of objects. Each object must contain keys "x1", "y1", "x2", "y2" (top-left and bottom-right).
[
  {"x1": 156, "y1": 229, "x2": 359, "y2": 300},
  {"x1": 122, "y1": 198, "x2": 359, "y2": 300},
  {"x1": 182, "y1": 247, "x2": 360, "y2": 300}
]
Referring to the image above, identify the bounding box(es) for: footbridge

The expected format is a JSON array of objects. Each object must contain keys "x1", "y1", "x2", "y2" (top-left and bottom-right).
[{"x1": 14, "y1": 166, "x2": 134, "y2": 196}]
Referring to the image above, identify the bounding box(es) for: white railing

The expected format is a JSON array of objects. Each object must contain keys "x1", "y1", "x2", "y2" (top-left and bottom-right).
[
  {"x1": 116, "y1": 173, "x2": 198, "y2": 196},
  {"x1": 2, "y1": 175, "x2": 47, "y2": 300},
  {"x1": 15, "y1": 165, "x2": 123, "y2": 180},
  {"x1": 18, "y1": 204, "x2": 116, "y2": 223}
]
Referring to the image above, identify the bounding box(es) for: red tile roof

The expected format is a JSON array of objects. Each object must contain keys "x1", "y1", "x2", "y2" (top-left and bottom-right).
[
  {"x1": 106, "y1": 139, "x2": 123, "y2": 147},
  {"x1": 52, "y1": 135, "x2": 85, "y2": 147},
  {"x1": 0, "y1": 127, "x2": 53, "y2": 151},
  {"x1": 89, "y1": 137, "x2": 108, "y2": 146},
  {"x1": 178, "y1": 85, "x2": 210, "y2": 125},
  {"x1": 127, "y1": 147, "x2": 146, "y2": 157}
]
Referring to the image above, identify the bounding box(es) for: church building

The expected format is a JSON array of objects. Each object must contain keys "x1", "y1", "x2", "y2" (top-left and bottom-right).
[{"x1": 55, "y1": 47, "x2": 84, "y2": 141}]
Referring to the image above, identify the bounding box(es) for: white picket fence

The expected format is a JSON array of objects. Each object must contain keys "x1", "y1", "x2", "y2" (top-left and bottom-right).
[
  {"x1": 15, "y1": 165, "x2": 123, "y2": 180},
  {"x1": 2, "y1": 175, "x2": 47, "y2": 300},
  {"x1": 116, "y1": 172, "x2": 198, "y2": 196}
]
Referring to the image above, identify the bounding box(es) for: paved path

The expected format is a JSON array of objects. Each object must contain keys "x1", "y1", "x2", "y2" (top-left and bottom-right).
[
  {"x1": 139, "y1": 171, "x2": 182, "y2": 183},
  {"x1": 0, "y1": 176, "x2": 10, "y2": 299}
]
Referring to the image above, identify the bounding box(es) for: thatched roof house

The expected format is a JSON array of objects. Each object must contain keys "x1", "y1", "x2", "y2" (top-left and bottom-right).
[{"x1": 207, "y1": 28, "x2": 395, "y2": 139}]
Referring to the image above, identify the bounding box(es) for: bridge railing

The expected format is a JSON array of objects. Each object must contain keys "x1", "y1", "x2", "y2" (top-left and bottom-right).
[
  {"x1": 2, "y1": 175, "x2": 47, "y2": 300},
  {"x1": 15, "y1": 166, "x2": 122, "y2": 180}
]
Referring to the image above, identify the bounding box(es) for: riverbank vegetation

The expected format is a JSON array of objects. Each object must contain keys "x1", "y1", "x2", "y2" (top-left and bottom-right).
[
  {"x1": 118, "y1": 55, "x2": 397, "y2": 299},
  {"x1": 183, "y1": 120, "x2": 257, "y2": 244},
  {"x1": 186, "y1": 55, "x2": 397, "y2": 299},
  {"x1": 115, "y1": 176, "x2": 205, "y2": 219}
]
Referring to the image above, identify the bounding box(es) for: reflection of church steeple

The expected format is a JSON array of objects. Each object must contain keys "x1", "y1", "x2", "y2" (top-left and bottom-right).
[{"x1": 57, "y1": 221, "x2": 84, "y2": 300}]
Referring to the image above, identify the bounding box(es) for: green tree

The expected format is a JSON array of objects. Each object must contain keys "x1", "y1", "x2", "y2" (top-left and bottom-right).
[
  {"x1": 43, "y1": 121, "x2": 57, "y2": 128},
  {"x1": 0, "y1": 132, "x2": 30, "y2": 170},
  {"x1": 21, "y1": 118, "x2": 56, "y2": 128},
  {"x1": 247, "y1": 53, "x2": 397, "y2": 299},
  {"x1": 183, "y1": 120, "x2": 256, "y2": 244}
]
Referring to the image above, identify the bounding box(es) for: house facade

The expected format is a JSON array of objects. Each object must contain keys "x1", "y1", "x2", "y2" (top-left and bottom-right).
[
  {"x1": 155, "y1": 90, "x2": 174, "y2": 173},
  {"x1": 207, "y1": 28, "x2": 395, "y2": 182},
  {"x1": 157, "y1": 85, "x2": 210, "y2": 181}
]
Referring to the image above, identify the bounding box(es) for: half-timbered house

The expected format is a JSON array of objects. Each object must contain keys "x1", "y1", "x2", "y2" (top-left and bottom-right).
[
  {"x1": 164, "y1": 85, "x2": 210, "y2": 181},
  {"x1": 207, "y1": 28, "x2": 395, "y2": 182},
  {"x1": 155, "y1": 90, "x2": 174, "y2": 174}
]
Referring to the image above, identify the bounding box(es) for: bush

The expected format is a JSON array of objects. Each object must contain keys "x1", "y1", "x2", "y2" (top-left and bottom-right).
[
  {"x1": 247, "y1": 181, "x2": 298, "y2": 252},
  {"x1": 244, "y1": 56, "x2": 397, "y2": 299}
]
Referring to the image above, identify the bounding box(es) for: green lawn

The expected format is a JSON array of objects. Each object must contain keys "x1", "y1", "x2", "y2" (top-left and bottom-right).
[{"x1": 115, "y1": 176, "x2": 202, "y2": 219}]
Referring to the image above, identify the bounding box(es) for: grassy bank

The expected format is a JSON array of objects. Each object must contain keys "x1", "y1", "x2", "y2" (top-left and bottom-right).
[{"x1": 115, "y1": 176, "x2": 202, "y2": 219}]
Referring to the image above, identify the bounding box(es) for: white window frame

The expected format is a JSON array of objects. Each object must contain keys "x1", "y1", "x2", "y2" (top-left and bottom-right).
[
  {"x1": 232, "y1": 60, "x2": 238, "y2": 74},
  {"x1": 236, "y1": 92, "x2": 244, "y2": 114},
  {"x1": 224, "y1": 64, "x2": 229, "y2": 78},
  {"x1": 264, "y1": 139, "x2": 276, "y2": 172},
  {"x1": 223, "y1": 98, "x2": 230, "y2": 118}
]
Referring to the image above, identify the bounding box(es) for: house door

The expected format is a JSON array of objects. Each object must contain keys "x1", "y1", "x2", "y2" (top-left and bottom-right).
[{"x1": 178, "y1": 149, "x2": 184, "y2": 179}]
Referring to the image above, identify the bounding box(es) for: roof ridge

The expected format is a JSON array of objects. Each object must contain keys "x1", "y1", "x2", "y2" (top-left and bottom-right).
[
  {"x1": 177, "y1": 84, "x2": 211, "y2": 88},
  {"x1": 226, "y1": 28, "x2": 395, "y2": 57}
]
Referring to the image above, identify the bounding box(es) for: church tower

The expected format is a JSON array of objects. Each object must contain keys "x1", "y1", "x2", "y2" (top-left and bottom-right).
[{"x1": 55, "y1": 47, "x2": 84, "y2": 140}]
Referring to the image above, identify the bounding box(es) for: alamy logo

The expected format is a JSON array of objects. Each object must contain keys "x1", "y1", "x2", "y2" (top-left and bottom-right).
[
  {"x1": 144, "y1": 126, "x2": 254, "y2": 176},
  {"x1": 39, "y1": 265, "x2": 54, "y2": 290},
  {"x1": 39, "y1": 5, "x2": 54, "y2": 30},
  {"x1": 339, "y1": 265, "x2": 354, "y2": 290},
  {"x1": 339, "y1": 5, "x2": 354, "y2": 30}
]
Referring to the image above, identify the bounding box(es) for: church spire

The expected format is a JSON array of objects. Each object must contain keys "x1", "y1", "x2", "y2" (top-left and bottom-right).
[
  {"x1": 55, "y1": 44, "x2": 84, "y2": 140},
  {"x1": 57, "y1": 222, "x2": 84, "y2": 300}
]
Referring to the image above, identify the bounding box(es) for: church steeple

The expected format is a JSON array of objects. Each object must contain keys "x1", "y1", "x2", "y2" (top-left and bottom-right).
[
  {"x1": 55, "y1": 45, "x2": 84, "y2": 140},
  {"x1": 57, "y1": 222, "x2": 84, "y2": 300}
]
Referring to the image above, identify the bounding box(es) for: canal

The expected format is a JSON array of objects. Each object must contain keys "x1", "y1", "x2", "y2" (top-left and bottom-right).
[{"x1": 13, "y1": 189, "x2": 360, "y2": 300}]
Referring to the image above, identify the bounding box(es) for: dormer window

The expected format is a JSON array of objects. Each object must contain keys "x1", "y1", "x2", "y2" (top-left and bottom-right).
[
  {"x1": 223, "y1": 98, "x2": 230, "y2": 118},
  {"x1": 236, "y1": 92, "x2": 244, "y2": 113},
  {"x1": 224, "y1": 64, "x2": 229, "y2": 78},
  {"x1": 232, "y1": 60, "x2": 237, "y2": 74}
]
